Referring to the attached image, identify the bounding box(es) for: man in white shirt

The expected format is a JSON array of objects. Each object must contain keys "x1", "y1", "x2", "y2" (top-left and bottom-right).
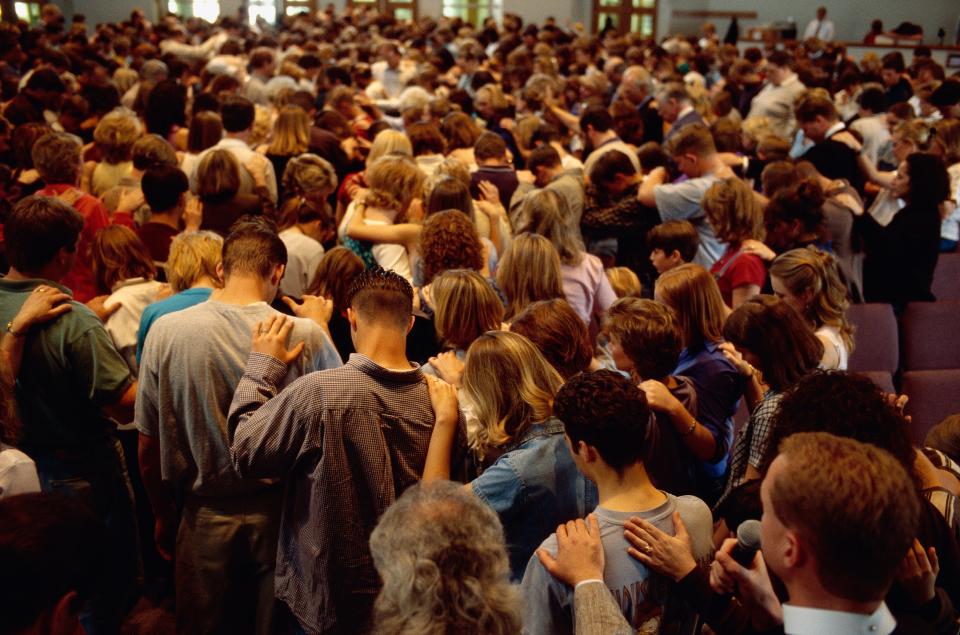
[
  {"x1": 746, "y1": 51, "x2": 806, "y2": 140},
  {"x1": 244, "y1": 47, "x2": 276, "y2": 106},
  {"x1": 803, "y1": 6, "x2": 835, "y2": 41},
  {"x1": 849, "y1": 85, "x2": 892, "y2": 167},
  {"x1": 367, "y1": 41, "x2": 416, "y2": 105},
  {"x1": 580, "y1": 106, "x2": 640, "y2": 180}
]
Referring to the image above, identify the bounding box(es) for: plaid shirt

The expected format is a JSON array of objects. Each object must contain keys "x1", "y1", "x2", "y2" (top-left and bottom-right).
[
  {"x1": 718, "y1": 390, "x2": 782, "y2": 508},
  {"x1": 228, "y1": 352, "x2": 467, "y2": 635}
]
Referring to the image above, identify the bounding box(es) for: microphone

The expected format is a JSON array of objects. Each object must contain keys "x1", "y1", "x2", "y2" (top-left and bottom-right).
[{"x1": 730, "y1": 519, "x2": 762, "y2": 567}]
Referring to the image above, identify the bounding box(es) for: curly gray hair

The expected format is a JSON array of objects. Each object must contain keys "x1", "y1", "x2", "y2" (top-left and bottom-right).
[{"x1": 370, "y1": 481, "x2": 521, "y2": 635}]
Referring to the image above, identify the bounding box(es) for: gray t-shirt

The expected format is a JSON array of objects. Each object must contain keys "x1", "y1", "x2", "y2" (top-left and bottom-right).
[
  {"x1": 521, "y1": 493, "x2": 714, "y2": 635},
  {"x1": 654, "y1": 174, "x2": 726, "y2": 268},
  {"x1": 135, "y1": 300, "x2": 342, "y2": 497}
]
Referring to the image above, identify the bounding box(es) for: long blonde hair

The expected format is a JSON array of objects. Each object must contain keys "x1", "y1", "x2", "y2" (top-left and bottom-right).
[
  {"x1": 364, "y1": 154, "x2": 425, "y2": 214},
  {"x1": 463, "y1": 331, "x2": 564, "y2": 454},
  {"x1": 496, "y1": 233, "x2": 565, "y2": 320},
  {"x1": 770, "y1": 247, "x2": 855, "y2": 354},
  {"x1": 516, "y1": 189, "x2": 584, "y2": 265},
  {"x1": 267, "y1": 105, "x2": 310, "y2": 156},
  {"x1": 431, "y1": 269, "x2": 504, "y2": 350},
  {"x1": 654, "y1": 263, "x2": 727, "y2": 348}
]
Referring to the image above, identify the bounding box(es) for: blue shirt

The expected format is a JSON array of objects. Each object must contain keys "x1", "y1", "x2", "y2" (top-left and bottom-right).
[
  {"x1": 136, "y1": 287, "x2": 213, "y2": 363},
  {"x1": 472, "y1": 418, "x2": 599, "y2": 579},
  {"x1": 674, "y1": 340, "x2": 743, "y2": 480}
]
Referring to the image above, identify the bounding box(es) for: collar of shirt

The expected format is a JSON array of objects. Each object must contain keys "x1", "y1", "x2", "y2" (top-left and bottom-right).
[
  {"x1": 824, "y1": 121, "x2": 846, "y2": 140},
  {"x1": 0, "y1": 276, "x2": 72, "y2": 296},
  {"x1": 677, "y1": 105, "x2": 695, "y2": 121},
  {"x1": 782, "y1": 602, "x2": 896, "y2": 635},
  {"x1": 346, "y1": 352, "x2": 422, "y2": 383},
  {"x1": 216, "y1": 137, "x2": 251, "y2": 151},
  {"x1": 504, "y1": 417, "x2": 565, "y2": 453}
]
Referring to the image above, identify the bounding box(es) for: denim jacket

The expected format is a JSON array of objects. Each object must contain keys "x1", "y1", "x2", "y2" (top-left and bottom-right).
[{"x1": 472, "y1": 417, "x2": 599, "y2": 579}]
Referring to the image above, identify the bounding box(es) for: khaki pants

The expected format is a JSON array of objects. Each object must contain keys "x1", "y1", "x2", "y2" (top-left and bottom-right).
[{"x1": 175, "y1": 488, "x2": 282, "y2": 635}]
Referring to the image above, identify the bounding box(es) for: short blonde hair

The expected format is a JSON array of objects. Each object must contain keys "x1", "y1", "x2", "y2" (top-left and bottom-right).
[
  {"x1": 702, "y1": 177, "x2": 765, "y2": 244},
  {"x1": 166, "y1": 230, "x2": 223, "y2": 292},
  {"x1": 431, "y1": 269, "x2": 504, "y2": 350},
  {"x1": 654, "y1": 263, "x2": 727, "y2": 347},
  {"x1": 368, "y1": 129, "x2": 413, "y2": 165},
  {"x1": 496, "y1": 233, "x2": 565, "y2": 320},
  {"x1": 606, "y1": 267, "x2": 641, "y2": 298},
  {"x1": 364, "y1": 154, "x2": 425, "y2": 214},
  {"x1": 93, "y1": 110, "x2": 142, "y2": 164}
]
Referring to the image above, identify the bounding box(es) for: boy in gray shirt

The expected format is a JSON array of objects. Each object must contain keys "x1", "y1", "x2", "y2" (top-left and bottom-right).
[{"x1": 521, "y1": 371, "x2": 713, "y2": 635}]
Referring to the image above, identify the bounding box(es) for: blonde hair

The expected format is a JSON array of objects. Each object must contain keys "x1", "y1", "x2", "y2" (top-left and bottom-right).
[
  {"x1": 267, "y1": 105, "x2": 310, "y2": 156},
  {"x1": 769, "y1": 247, "x2": 855, "y2": 354},
  {"x1": 166, "y1": 230, "x2": 224, "y2": 293},
  {"x1": 606, "y1": 267, "x2": 641, "y2": 298},
  {"x1": 93, "y1": 110, "x2": 142, "y2": 164},
  {"x1": 654, "y1": 263, "x2": 727, "y2": 348},
  {"x1": 431, "y1": 270, "x2": 504, "y2": 350},
  {"x1": 364, "y1": 154, "x2": 425, "y2": 214},
  {"x1": 515, "y1": 189, "x2": 584, "y2": 265},
  {"x1": 475, "y1": 84, "x2": 509, "y2": 113},
  {"x1": 463, "y1": 330, "x2": 563, "y2": 453},
  {"x1": 368, "y1": 129, "x2": 413, "y2": 165},
  {"x1": 282, "y1": 153, "x2": 338, "y2": 199},
  {"x1": 497, "y1": 233, "x2": 565, "y2": 320},
  {"x1": 702, "y1": 178, "x2": 765, "y2": 244},
  {"x1": 893, "y1": 120, "x2": 933, "y2": 150}
]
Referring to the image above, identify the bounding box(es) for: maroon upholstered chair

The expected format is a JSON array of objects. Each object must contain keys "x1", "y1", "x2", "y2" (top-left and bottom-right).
[
  {"x1": 902, "y1": 370, "x2": 960, "y2": 444},
  {"x1": 902, "y1": 301, "x2": 960, "y2": 371},
  {"x1": 846, "y1": 303, "x2": 899, "y2": 373}
]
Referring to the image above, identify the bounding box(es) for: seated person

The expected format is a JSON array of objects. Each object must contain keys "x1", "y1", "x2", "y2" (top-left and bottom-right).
[
  {"x1": 520, "y1": 370, "x2": 713, "y2": 635},
  {"x1": 470, "y1": 132, "x2": 518, "y2": 209},
  {"x1": 647, "y1": 219, "x2": 700, "y2": 275}
]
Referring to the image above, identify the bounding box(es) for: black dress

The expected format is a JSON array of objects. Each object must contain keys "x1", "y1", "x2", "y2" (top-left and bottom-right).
[{"x1": 863, "y1": 202, "x2": 940, "y2": 308}]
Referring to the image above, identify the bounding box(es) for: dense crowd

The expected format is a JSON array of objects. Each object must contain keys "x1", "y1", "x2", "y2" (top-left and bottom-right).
[{"x1": 0, "y1": 4, "x2": 959, "y2": 635}]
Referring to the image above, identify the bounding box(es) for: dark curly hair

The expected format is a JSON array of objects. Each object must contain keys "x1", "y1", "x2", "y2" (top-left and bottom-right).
[
  {"x1": 761, "y1": 370, "x2": 919, "y2": 486},
  {"x1": 553, "y1": 370, "x2": 651, "y2": 475},
  {"x1": 420, "y1": 210, "x2": 485, "y2": 285},
  {"x1": 346, "y1": 266, "x2": 414, "y2": 330}
]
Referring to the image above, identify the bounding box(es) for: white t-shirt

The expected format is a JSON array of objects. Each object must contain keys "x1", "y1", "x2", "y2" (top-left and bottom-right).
[
  {"x1": 817, "y1": 324, "x2": 849, "y2": 371},
  {"x1": 364, "y1": 219, "x2": 414, "y2": 284},
  {"x1": 105, "y1": 278, "x2": 166, "y2": 374},
  {"x1": 279, "y1": 227, "x2": 325, "y2": 298},
  {"x1": 0, "y1": 444, "x2": 41, "y2": 499}
]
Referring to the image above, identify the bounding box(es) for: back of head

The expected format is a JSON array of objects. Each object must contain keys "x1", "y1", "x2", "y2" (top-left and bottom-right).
[
  {"x1": 646, "y1": 220, "x2": 699, "y2": 262},
  {"x1": 925, "y1": 415, "x2": 960, "y2": 466},
  {"x1": 554, "y1": 369, "x2": 651, "y2": 475},
  {"x1": 310, "y1": 246, "x2": 365, "y2": 312},
  {"x1": 142, "y1": 165, "x2": 189, "y2": 213},
  {"x1": 220, "y1": 94, "x2": 255, "y2": 133},
  {"x1": 589, "y1": 148, "x2": 637, "y2": 186},
  {"x1": 166, "y1": 230, "x2": 223, "y2": 293},
  {"x1": 25, "y1": 67, "x2": 65, "y2": 93},
  {"x1": 496, "y1": 233, "x2": 565, "y2": 320},
  {"x1": 760, "y1": 160, "x2": 800, "y2": 198},
  {"x1": 516, "y1": 189, "x2": 582, "y2": 265},
  {"x1": 132, "y1": 134, "x2": 177, "y2": 171},
  {"x1": 857, "y1": 84, "x2": 886, "y2": 114},
  {"x1": 425, "y1": 176, "x2": 472, "y2": 217},
  {"x1": 603, "y1": 297, "x2": 681, "y2": 381},
  {"x1": 370, "y1": 481, "x2": 520, "y2": 635},
  {"x1": 510, "y1": 298, "x2": 592, "y2": 379},
  {"x1": 655, "y1": 81, "x2": 691, "y2": 106},
  {"x1": 188, "y1": 111, "x2": 224, "y2": 154},
  {"x1": 905, "y1": 153, "x2": 950, "y2": 209},
  {"x1": 32, "y1": 132, "x2": 81, "y2": 185},
  {"x1": 769, "y1": 432, "x2": 919, "y2": 602},
  {"x1": 346, "y1": 266, "x2": 413, "y2": 331},
  {"x1": 282, "y1": 153, "x2": 338, "y2": 200},
  {"x1": 527, "y1": 144, "x2": 561, "y2": 174},
  {"x1": 654, "y1": 263, "x2": 726, "y2": 348},
  {"x1": 431, "y1": 269, "x2": 503, "y2": 350},
  {"x1": 463, "y1": 330, "x2": 563, "y2": 451},
  {"x1": 765, "y1": 179, "x2": 825, "y2": 234},
  {"x1": 6, "y1": 195, "x2": 83, "y2": 274},
  {"x1": 421, "y1": 209, "x2": 484, "y2": 284},
  {"x1": 579, "y1": 105, "x2": 613, "y2": 134},
  {"x1": 664, "y1": 122, "x2": 716, "y2": 159},
  {"x1": 405, "y1": 122, "x2": 446, "y2": 156},
  {"x1": 197, "y1": 149, "x2": 241, "y2": 201},
  {"x1": 93, "y1": 110, "x2": 142, "y2": 164},
  {"x1": 368, "y1": 129, "x2": 413, "y2": 164},
  {"x1": 795, "y1": 93, "x2": 838, "y2": 123},
  {"x1": 365, "y1": 154, "x2": 425, "y2": 214},
  {"x1": 221, "y1": 218, "x2": 286, "y2": 280},
  {"x1": 0, "y1": 493, "x2": 107, "y2": 635},
  {"x1": 702, "y1": 177, "x2": 764, "y2": 244},
  {"x1": 474, "y1": 131, "x2": 507, "y2": 162},
  {"x1": 91, "y1": 225, "x2": 156, "y2": 293},
  {"x1": 722, "y1": 295, "x2": 822, "y2": 392}
]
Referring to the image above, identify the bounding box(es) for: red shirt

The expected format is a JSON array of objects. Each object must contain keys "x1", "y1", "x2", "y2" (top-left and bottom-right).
[
  {"x1": 710, "y1": 247, "x2": 767, "y2": 307},
  {"x1": 36, "y1": 184, "x2": 111, "y2": 303}
]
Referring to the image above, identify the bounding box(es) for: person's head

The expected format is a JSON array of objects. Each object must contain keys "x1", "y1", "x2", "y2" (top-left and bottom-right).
[
  {"x1": 378, "y1": 41, "x2": 402, "y2": 69},
  {"x1": 881, "y1": 52, "x2": 905, "y2": 87},
  {"x1": 196, "y1": 149, "x2": 242, "y2": 203},
  {"x1": 588, "y1": 149, "x2": 638, "y2": 192},
  {"x1": 578, "y1": 106, "x2": 614, "y2": 145},
  {"x1": 220, "y1": 218, "x2": 287, "y2": 295},
  {"x1": 647, "y1": 220, "x2": 699, "y2": 274},
  {"x1": 620, "y1": 65, "x2": 654, "y2": 104},
  {"x1": 93, "y1": 110, "x2": 142, "y2": 165},
  {"x1": 405, "y1": 122, "x2": 446, "y2": 157},
  {"x1": 219, "y1": 95, "x2": 256, "y2": 134},
  {"x1": 474, "y1": 83, "x2": 508, "y2": 120},
  {"x1": 431, "y1": 269, "x2": 503, "y2": 351},
  {"x1": 440, "y1": 112, "x2": 482, "y2": 152},
  {"x1": 509, "y1": 299, "x2": 592, "y2": 380},
  {"x1": 702, "y1": 178, "x2": 764, "y2": 245},
  {"x1": 474, "y1": 131, "x2": 508, "y2": 165},
  {"x1": 893, "y1": 152, "x2": 950, "y2": 209},
  {"x1": 769, "y1": 247, "x2": 853, "y2": 352},
  {"x1": 0, "y1": 493, "x2": 108, "y2": 635},
  {"x1": 463, "y1": 330, "x2": 563, "y2": 451},
  {"x1": 144, "y1": 79, "x2": 187, "y2": 138},
  {"x1": 931, "y1": 119, "x2": 960, "y2": 166},
  {"x1": 856, "y1": 84, "x2": 886, "y2": 117},
  {"x1": 655, "y1": 82, "x2": 691, "y2": 124},
  {"x1": 32, "y1": 132, "x2": 81, "y2": 185},
  {"x1": 723, "y1": 295, "x2": 822, "y2": 392},
  {"x1": 5, "y1": 195, "x2": 83, "y2": 278},
  {"x1": 367, "y1": 129, "x2": 413, "y2": 165},
  {"x1": 267, "y1": 105, "x2": 310, "y2": 157},
  {"x1": 346, "y1": 266, "x2": 415, "y2": 336},
  {"x1": 925, "y1": 415, "x2": 960, "y2": 466},
  {"x1": 761, "y1": 433, "x2": 919, "y2": 604},
  {"x1": 165, "y1": 230, "x2": 223, "y2": 293},
  {"x1": 91, "y1": 225, "x2": 156, "y2": 294},
  {"x1": 309, "y1": 246, "x2": 365, "y2": 314},
  {"x1": 764, "y1": 180, "x2": 825, "y2": 252},
  {"x1": 554, "y1": 370, "x2": 652, "y2": 479},
  {"x1": 420, "y1": 210, "x2": 484, "y2": 284},
  {"x1": 187, "y1": 111, "x2": 224, "y2": 155},
  {"x1": 527, "y1": 145, "x2": 563, "y2": 188},
  {"x1": 516, "y1": 189, "x2": 583, "y2": 265},
  {"x1": 249, "y1": 46, "x2": 276, "y2": 76},
  {"x1": 131, "y1": 134, "x2": 178, "y2": 172},
  {"x1": 282, "y1": 154, "x2": 338, "y2": 205},
  {"x1": 606, "y1": 267, "x2": 641, "y2": 298},
  {"x1": 370, "y1": 481, "x2": 521, "y2": 635},
  {"x1": 425, "y1": 175, "x2": 473, "y2": 218},
  {"x1": 664, "y1": 123, "x2": 716, "y2": 178},
  {"x1": 794, "y1": 93, "x2": 839, "y2": 142},
  {"x1": 603, "y1": 297, "x2": 682, "y2": 381},
  {"x1": 497, "y1": 234, "x2": 565, "y2": 320},
  {"x1": 654, "y1": 263, "x2": 726, "y2": 348},
  {"x1": 24, "y1": 68, "x2": 64, "y2": 110},
  {"x1": 760, "y1": 160, "x2": 800, "y2": 198},
  {"x1": 142, "y1": 165, "x2": 189, "y2": 215},
  {"x1": 365, "y1": 154, "x2": 425, "y2": 217},
  {"x1": 765, "y1": 50, "x2": 793, "y2": 87},
  {"x1": 11, "y1": 123, "x2": 51, "y2": 170},
  {"x1": 891, "y1": 119, "x2": 932, "y2": 162}
]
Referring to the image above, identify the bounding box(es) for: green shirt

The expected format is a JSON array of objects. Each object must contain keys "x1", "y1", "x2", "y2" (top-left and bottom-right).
[{"x1": 0, "y1": 277, "x2": 134, "y2": 457}]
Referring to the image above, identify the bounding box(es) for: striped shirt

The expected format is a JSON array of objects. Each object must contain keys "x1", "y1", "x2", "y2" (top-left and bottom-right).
[{"x1": 228, "y1": 352, "x2": 467, "y2": 634}]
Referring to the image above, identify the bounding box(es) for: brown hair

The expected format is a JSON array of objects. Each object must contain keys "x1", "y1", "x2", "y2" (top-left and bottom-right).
[
  {"x1": 309, "y1": 246, "x2": 365, "y2": 313},
  {"x1": 510, "y1": 299, "x2": 593, "y2": 380},
  {"x1": 406, "y1": 122, "x2": 446, "y2": 156},
  {"x1": 32, "y1": 132, "x2": 81, "y2": 185},
  {"x1": 474, "y1": 131, "x2": 507, "y2": 162},
  {"x1": 187, "y1": 111, "x2": 224, "y2": 154},
  {"x1": 761, "y1": 161, "x2": 800, "y2": 198},
  {"x1": 196, "y1": 149, "x2": 241, "y2": 202},
  {"x1": 664, "y1": 123, "x2": 715, "y2": 158},
  {"x1": 267, "y1": 105, "x2": 310, "y2": 157},
  {"x1": 794, "y1": 93, "x2": 838, "y2": 123},
  {"x1": 93, "y1": 111, "x2": 142, "y2": 164},
  {"x1": 605, "y1": 267, "x2": 641, "y2": 298},
  {"x1": 702, "y1": 178, "x2": 765, "y2": 245},
  {"x1": 440, "y1": 112, "x2": 482, "y2": 151},
  {"x1": 933, "y1": 119, "x2": 960, "y2": 164},
  {"x1": 515, "y1": 189, "x2": 584, "y2": 265},
  {"x1": 132, "y1": 134, "x2": 177, "y2": 171},
  {"x1": 654, "y1": 263, "x2": 726, "y2": 348},
  {"x1": 91, "y1": 225, "x2": 157, "y2": 293},
  {"x1": 771, "y1": 432, "x2": 919, "y2": 602},
  {"x1": 497, "y1": 233, "x2": 565, "y2": 320},
  {"x1": 431, "y1": 269, "x2": 504, "y2": 350},
  {"x1": 420, "y1": 210, "x2": 484, "y2": 284},
  {"x1": 647, "y1": 220, "x2": 699, "y2": 262},
  {"x1": 603, "y1": 298, "x2": 682, "y2": 381}
]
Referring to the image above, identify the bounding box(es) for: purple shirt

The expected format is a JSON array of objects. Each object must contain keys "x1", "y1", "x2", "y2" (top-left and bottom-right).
[{"x1": 561, "y1": 253, "x2": 617, "y2": 324}]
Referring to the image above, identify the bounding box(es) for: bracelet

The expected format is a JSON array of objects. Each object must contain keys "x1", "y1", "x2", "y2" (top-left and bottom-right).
[
  {"x1": 681, "y1": 418, "x2": 698, "y2": 437},
  {"x1": 5, "y1": 321, "x2": 25, "y2": 337}
]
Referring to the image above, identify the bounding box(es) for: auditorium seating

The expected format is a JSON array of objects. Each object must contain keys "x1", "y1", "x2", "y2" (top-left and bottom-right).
[
  {"x1": 846, "y1": 303, "x2": 899, "y2": 374},
  {"x1": 932, "y1": 253, "x2": 960, "y2": 301},
  {"x1": 901, "y1": 301, "x2": 960, "y2": 371},
  {"x1": 902, "y1": 370, "x2": 960, "y2": 443}
]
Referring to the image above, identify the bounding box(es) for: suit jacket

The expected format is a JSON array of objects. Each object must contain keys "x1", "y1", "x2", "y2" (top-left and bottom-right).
[{"x1": 664, "y1": 109, "x2": 706, "y2": 143}]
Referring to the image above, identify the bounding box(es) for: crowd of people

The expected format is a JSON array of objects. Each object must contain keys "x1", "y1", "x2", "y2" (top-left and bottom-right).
[{"x1": 0, "y1": 3, "x2": 959, "y2": 635}]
